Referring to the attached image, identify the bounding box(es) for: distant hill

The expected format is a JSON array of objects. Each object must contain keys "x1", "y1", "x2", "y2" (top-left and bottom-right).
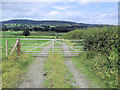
[
  {"x1": 2, "y1": 19, "x2": 107, "y2": 32},
  {"x1": 2, "y1": 19, "x2": 77, "y2": 25},
  {"x1": 2, "y1": 19, "x2": 100, "y2": 27}
]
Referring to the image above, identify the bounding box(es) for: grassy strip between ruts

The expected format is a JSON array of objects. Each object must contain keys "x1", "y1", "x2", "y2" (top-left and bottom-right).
[
  {"x1": 2, "y1": 52, "x2": 34, "y2": 88},
  {"x1": 43, "y1": 53, "x2": 75, "y2": 88}
]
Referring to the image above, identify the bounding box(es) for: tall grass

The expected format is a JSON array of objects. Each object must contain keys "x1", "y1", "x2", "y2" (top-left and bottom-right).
[
  {"x1": 2, "y1": 52, "x2": 34, "y2": 88},
  {"x1": 2, "y1": 38, "x2": 17, "y2": 59},
  {"x1": 73, "y1": 51, "x2": 118, "y2": 88}
]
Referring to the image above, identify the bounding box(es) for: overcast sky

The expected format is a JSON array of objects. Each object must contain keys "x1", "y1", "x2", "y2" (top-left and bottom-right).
[{"x1": 1, "y1": 2, "x2": 118, "y2": 25}]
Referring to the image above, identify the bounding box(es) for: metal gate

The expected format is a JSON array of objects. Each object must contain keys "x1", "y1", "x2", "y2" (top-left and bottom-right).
[{"x1": 20, "y1": 39, "x2": 84, "y2": 57}]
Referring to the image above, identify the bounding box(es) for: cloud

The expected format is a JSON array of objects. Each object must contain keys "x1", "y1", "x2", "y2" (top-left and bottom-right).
[
  {"x1": 2, "y1": 2, "x2": 54, "y2": 20},
  {"x1": 86, "y1": 11, "x2": 118, "y2": 24},
  {"x1": 77, "y1": 0, "x2": 119, "y2": 2},
  {"x1": 48, "y1": 11, "x2": 60, "y2": 15},
  {"x1": 100, "y1": 13, "x2": 107, "y2": 17},
  {"x1": 46, "y1": 9, "x2": 117, "y2": 25},
  {"x1": 53, "y1": 6, "x2": 71, "y2": 10},
  {"x1": 1, "y1": 2, "x2": 118, "y2": 25},
  {"x1": 2, "y1": 0, "x2": 120, "y2": 2}
]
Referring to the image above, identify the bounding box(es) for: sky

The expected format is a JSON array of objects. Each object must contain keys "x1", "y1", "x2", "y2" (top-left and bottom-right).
[{"x1": 1, "y1": 1, "x2": 118, "y2": 25}]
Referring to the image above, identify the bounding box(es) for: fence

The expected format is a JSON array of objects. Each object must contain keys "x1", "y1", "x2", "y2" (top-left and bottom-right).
[
  {"x1": 6, "y1": 38, "x2": 20, "y2": 58},
  {"x1": 20, "y1": 39, "x2": 85, "y2": 57},
  {"x1": 5, "y1": 38, "x2": 84, "y2": 58}
]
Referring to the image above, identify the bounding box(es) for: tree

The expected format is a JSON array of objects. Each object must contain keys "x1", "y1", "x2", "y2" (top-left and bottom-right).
[
  {"x1": 22, "y1": 29, "x2": 30, "y2": 37},
  {"x1": 43, "y1": 27, "x2": 49, "y2": 31},
  {"x1": 34, "y1": 27, "x2": 39, "y2": 31},
  {"x1": 13, "y1": 26, "x2": 20, "y2": 31}
]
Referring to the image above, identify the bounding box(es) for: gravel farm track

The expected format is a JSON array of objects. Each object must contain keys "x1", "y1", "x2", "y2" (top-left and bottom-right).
[{"x1": 18, "y1": 39, "x2": 98, "y2": 88}]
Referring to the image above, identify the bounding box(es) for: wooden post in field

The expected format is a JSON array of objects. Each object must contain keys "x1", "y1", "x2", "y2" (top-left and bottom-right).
[
  {"x1": 6, "y1": 39, "x2": 8, "y2": 57},
  {"x1": 11, "y1": 38, "x2": 19, "y2": 55},
  {"x1": 52, "y1": 40, "x2": 54, "y2": 53},
  {"x1": 17, "y1": 38, "x2": 20, "y2": 55}
]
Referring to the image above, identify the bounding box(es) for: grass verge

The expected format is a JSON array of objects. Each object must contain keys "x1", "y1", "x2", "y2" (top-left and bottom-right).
[
  {"x1": 72, "y1": 51, "x2": 118, "y2": 88},
  {"x1": 44, "y1": 53, "x2": 74, "y2": 88},
  {"x1": 2, "y1": 52, "x2": 34, "y2": 88}
]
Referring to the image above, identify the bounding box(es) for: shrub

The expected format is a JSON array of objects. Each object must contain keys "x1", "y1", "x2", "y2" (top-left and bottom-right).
[{"x1": 63, "y1": 26, "x2": 119, "y2": 88}]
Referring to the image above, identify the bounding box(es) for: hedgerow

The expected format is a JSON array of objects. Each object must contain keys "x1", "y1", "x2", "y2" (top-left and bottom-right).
[{"x1": 63, "y1": 26, "x2": 119, "y2": 88}]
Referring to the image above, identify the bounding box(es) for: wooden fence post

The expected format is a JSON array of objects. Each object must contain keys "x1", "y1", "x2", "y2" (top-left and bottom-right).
[
  {"x1": 17, "y1": 38, "x2": 20, "y2": 55},
  {"x1": 11, "y1": 38, "x2": 18, "y2": 55},
  {"x1": 6, "y1": 39, "x2": 8, "y2": 57}
]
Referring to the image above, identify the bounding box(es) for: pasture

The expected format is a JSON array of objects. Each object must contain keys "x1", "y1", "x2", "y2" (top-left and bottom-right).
[
  {"x1": 2, "y1": 31, "x2": 64, "y2": 38},
  {"x1": 1, "y1": 31, "x2": 66, "y2": 59}
]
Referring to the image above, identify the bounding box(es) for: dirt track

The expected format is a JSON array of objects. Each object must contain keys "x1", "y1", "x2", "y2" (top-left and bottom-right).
[
  {"x1": 18, "y1": 40, "x2": 97, "y2": 88},
  {"x1": 60, "y1": 41, "x2": 96, "y2": 88},
  {"x1": 18, "y1": 42, "x2": 53, "y2": 88}
]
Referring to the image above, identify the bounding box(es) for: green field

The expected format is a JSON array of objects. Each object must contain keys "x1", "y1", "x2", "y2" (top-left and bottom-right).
[
  {"x1": 2, "y1": 38, "x2": 51, "y2": 59},
  {"x1": 1, "y1": 31, "x2": 65, "y2": 38},
  {"x1": 1, "y1": 31, "x2": 66, "y2": 59},
  {"x1": 2, "y1": 38, "x2": 17, "y2": 59}
]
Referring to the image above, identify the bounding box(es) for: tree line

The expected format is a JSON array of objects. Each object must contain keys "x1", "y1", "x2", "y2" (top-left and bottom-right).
[{"x1": 2, "y1": 23, "x2": 103, "y2": 33}]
